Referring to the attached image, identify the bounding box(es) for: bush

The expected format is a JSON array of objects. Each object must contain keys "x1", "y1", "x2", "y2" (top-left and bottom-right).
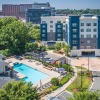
[
  {"x1": 60, "y1": 73, "x2": 72, "y2": 85},
  {"x1": 50, "y1": 85, "x2": 58, "y2": 91},
  {"x1": 51, "y1": 78, "x2": 59, "y2": 86}
]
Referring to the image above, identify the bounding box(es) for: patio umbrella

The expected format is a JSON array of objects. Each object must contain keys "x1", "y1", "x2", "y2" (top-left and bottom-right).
[{"x1": 40, "y1": 80, "x2": 42, "y2": 88}]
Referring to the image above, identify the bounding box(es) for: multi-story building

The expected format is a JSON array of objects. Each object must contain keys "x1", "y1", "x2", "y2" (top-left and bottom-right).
[
  {"x1": 40, "y1": 14, "x2": 100, "y2": 56},
  {"x1": 26, "y1": 2, "x2": 55, "y2": 24},
  {"x1": 2, "y1": 4, "x2": 33, "y2": 18}
]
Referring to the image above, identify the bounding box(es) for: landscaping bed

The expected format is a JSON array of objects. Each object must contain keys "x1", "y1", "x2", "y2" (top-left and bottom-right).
[{"x1": 66, "y1": 71, "x2": 92, "y2": 93}]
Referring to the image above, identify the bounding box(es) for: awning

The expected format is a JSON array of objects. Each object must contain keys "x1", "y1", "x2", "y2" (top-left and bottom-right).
[{"x1": 58, "y1": 68, "x2": 65, "y2": 72}]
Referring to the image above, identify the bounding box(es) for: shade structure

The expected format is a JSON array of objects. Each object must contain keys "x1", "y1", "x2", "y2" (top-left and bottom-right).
[{"x1": 58, "y1": 68, "x2": 65, "y2": 72}]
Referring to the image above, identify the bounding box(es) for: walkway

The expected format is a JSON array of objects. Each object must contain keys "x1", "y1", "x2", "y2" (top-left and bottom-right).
[
  {"x1": 90, "y1": 71, "x2": 100, "y2": 91},
  {"x1": 41, "y1": 67, "x2": 77, "y2": 100}
]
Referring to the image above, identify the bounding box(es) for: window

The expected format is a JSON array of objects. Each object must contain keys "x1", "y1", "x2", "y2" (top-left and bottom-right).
[
  {"x1": 81, "y1": 23, "x2": 84, "y2": 26},
  {"x1": 81, "y1": 29, "x2": 84, "y2": 32},
  {"x1": 72, "y1": 29, "x2": 77, "y2": 33},
  {"x1": 81, "y1": 34, "x2": 84, "y2": 38},
  {"x1": 50, "y1": 25, "x2": 53, "y2": 28},
  {"x1": 93, "y1": 46, "x2": 96, "y2": 49},
  {"x1": 86, "y1": 23, "x2": 91, "y2": 26},
  {"x1": 42, "y1": 21, "x2": 46, "y2": 23},
  {"x1": 50, "y1": 30, "x2": 53, "y2": 33},
  {"x1": 93, "y1": 34, "x2": 96, "y2": 38},
  {"x1": 93, "y1": 23, "x2": 97, "y2": 26},
  {"x1": 93, "y1": 29, "x2": 97, "y2": 32},
  {"x1": 72, "y1": 23, "x2": 77, "y2": 27},
  {"x1": 57, "y1": 38, "x2": 61, "y2": 41},
  {"x1": 72, "y1": 46, "x2": 77, "y2": 50},
  {"x1": 57, "y1": 25, "x2": 61, "y2": 28},
  {"x1": 42, "y1": 25, "x2": 45, "y2": 28},
  {"x1": 73, "y1": 40, "x2": 77, "y2": 44},
  {"x1": 86, "y1": 34, "x2": 91, "y2": 38},
  {"x1": 86, "y1": 46, "x2": 91, "y2": 49},
  {"x1": 50, "y1": 21, "x2": 53, "y2": 23},
  {"x1": 87, "y1": 40, "x2": 90, "y2": 44},
  {"x1": 42, "y1": 30, "x2": 46, "y2": 33},
  {"x1": 73, "y1": 35, "x2": 77, "y2": 38},
  {"x1": 81, "y1": 40, "x2": 84, "y2": 44},
  {"x1": 63, "y1": 30, "x2": 66, "y2": 33},
  {"x1": 80, "y1": 46, "x2": 84, "y2": 49},
  {"x1": 42, "y1": 34, "x2": 46, "y2": 37},
  {"x1": 86, "y1": 29, "x2": 91, "y2": 32},
  {"x1": 94, "y1": 40, "x2": 96, "y2": 43},
  {"x1": 57, "y1": 34, "x2": 61, "y2": 37},
  {"x1": 63, "y1": 25, "x2": 66, "y2": 27},
  {"x1": 57, "y1": 21, "x2": 61, "y2": 23},
  {"x1": 57, "y1": 29, "x2": 61, "y2": 33}
]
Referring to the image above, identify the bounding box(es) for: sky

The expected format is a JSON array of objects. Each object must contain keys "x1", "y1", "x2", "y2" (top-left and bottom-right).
[{"x1": 0, "y1": 0, "x2": 100, "y2": 10}]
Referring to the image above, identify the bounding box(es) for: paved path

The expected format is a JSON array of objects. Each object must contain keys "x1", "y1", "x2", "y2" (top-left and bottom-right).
[
  {"x1": 41, "y1": 67, "x2": 77, "y2": 100},
  {"x1": 57, "y1": 90, "x2": 73, "y2": 100},
  {"x1": 90, "y1": 71, "x2": 100, "y2": 91}
]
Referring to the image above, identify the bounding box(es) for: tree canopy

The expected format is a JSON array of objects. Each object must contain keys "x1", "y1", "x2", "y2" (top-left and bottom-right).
[
  {"x1": 68, "y1": 91, "x2": 100, "y2": 100},
  {"x1": 0, "y1": 18, "x2": 40, "y2": 56},
  {"x1": 0, "y1": 81, "x2": 39, "y2": 100}
]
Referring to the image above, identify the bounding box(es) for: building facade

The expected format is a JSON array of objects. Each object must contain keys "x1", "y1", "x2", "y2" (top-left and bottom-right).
[
  {"x1": 40, "y1": 14, "x2": 100, "y2": 56},
  {"x1": 26, "y1": 2, "x2": 55, "y2": 24},
  {"x1": 2, "y1": 4, "x2": 33, "y2": 18}
]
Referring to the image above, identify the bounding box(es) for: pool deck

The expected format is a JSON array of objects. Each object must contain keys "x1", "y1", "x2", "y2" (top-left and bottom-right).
[{"x1": 6, "y1": 58, "x2": 60, "y2": 87}]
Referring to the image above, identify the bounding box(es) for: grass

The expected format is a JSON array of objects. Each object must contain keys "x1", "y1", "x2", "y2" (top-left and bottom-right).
[
  {"x1": 75, "y1": 66, "x2": 88, "y2": 72},
  {"x1": 66, "y1": 71, "x2": 92, "y2": 93}
]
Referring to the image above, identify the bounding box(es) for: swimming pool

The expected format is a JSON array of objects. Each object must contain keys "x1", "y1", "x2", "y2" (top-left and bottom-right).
[{"x1": 13, "y1": 63, "x2": 48, "y2": 84}]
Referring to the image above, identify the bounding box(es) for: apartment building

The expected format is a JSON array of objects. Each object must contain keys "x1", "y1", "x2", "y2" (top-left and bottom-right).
[{"x1": 40, "y1": 14, "x2": 100, "y2": 56}]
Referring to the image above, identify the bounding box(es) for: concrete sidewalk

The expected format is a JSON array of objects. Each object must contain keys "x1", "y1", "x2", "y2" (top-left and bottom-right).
[{"x1": 41, "y1": 67, "x2": 77, "y2": 100}]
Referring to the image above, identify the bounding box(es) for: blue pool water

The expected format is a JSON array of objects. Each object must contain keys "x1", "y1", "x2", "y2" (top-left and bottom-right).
[{"x1": 14, "y1": 63, "x2": 48, "y2": 84}]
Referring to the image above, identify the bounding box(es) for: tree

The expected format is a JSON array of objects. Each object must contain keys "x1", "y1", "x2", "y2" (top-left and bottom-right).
[
  {"x1": 0, "y1": 81, "x2": 39, "y2": 100},
  {"x1": 25, "y1": 42, "x2": 38, "y2": 52},
  {"x1": 1, "y1": 20, "x2": 29, "y2": 54},
  {"x1": 28, "y1": 25, "x2": 40, "y2": 40},
  {"x1": 55, "y1": 43, "x2": 61, "y2": 51},
  {"x1": 68, "y1": 91, "x2": 100, "y2": 100},
  {"x1": 51, "y1": 78, "x2": 59, "y2": 86},
  {"x1": 64, "y1": 44, "x2": 70, "y2": 56}
]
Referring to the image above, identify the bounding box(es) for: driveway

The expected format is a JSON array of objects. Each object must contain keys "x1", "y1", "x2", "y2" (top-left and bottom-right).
[
  {"x1": 90, "y1": 71, "x2": 100, "y2": 91},
  {"x1": 57, "y1": 91, "x2": 73, "y2": 100},
  {"x1": 71, "y1": 57, "x2": 100, "y2": 71}
]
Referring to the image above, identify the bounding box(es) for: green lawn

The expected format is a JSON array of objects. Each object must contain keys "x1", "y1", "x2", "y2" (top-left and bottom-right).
[
  {"x1": 75, "y1": 66, "x2": 88, "y2": 72},
  {"x1": 66, "y1": 71, "x2": 92, "y2": 93}
]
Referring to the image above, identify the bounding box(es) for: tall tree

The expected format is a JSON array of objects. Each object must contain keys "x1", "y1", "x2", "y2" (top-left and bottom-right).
[
  {"x1": 0, "y1": 81, "x2": 39, "y2": 100},
  {"x1": 1, "y1": 20, "x2": 29, "y2": 54}
]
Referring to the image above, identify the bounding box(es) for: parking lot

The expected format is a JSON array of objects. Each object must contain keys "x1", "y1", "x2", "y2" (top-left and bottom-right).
[{"x1": 57, "y1": 91, "x2": 73, "y2": 100}]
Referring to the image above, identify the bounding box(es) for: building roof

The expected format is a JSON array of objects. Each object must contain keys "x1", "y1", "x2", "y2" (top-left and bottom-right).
[
  {"x1": 0, "y1": 76, "x2": 13, "y2": 88},
  {"x1": 0, "y1": 60, "x2": 8, "y2": 67},
  {"x1": 44, "y1": 52, "x2": 66, "y2": 61}
]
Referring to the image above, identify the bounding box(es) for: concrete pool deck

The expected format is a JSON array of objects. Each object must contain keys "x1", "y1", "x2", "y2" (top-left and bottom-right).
[{"x1": 6, "y1": 58, "x2": 60, "y2": 87}]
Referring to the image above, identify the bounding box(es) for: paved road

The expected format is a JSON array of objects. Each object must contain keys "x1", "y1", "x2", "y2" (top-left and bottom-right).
[
  {"x1": 57, "y1": 91, "x2": 73, "y2": 100},
  {"x1": 90, "y1": 71, "x2": 100, "y2": 91}
]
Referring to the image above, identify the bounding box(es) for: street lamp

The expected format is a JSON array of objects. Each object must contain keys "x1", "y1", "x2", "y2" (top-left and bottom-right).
[
  {"x1": 81, "y1": 64, "x2": 84, "y2": 89},
  {"x1": 88, "y1": 52, "x2": 90, "y2": 72}
]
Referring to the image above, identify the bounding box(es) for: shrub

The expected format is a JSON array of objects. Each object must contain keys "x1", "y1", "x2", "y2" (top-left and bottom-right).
[
  {"x1": 60, "y1": 73, "x2": 72, "y2": 85},
  {"x1": 51, "y1": 78, "x2": 59, "y2": 86},
  {"x1": 50, "y1": 85, "x2": 58, "y2": 91}
]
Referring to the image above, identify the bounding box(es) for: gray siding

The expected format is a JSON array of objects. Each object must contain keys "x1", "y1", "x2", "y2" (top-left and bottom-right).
[{"x1": 80, "y1": 38, "x2": 97, "y2": 49}]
